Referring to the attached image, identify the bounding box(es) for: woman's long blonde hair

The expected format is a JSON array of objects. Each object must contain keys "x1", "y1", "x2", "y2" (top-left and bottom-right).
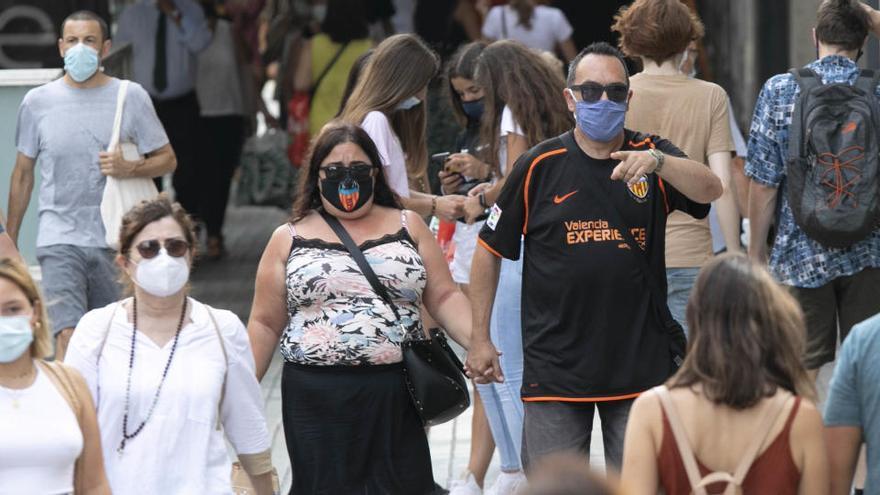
[
  {"x1": 0, "y1": 258, "x2": 52, "y2": 359},
  {"x1": 339, "y1": 34, "x2": 439, "y2": 191}
]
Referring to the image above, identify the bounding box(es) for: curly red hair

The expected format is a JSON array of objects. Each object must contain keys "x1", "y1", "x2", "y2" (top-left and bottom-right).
[{"x1": 612, "y1": 0, "x2": 704, "y2": 64}]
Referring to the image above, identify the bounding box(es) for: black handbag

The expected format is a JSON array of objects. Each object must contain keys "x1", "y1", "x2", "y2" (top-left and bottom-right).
[{"x1": 320, "y1": 211, "x2": 471, "y2": 426}]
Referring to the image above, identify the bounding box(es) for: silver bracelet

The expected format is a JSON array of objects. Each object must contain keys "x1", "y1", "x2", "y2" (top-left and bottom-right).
[{"x1": 647, "y1": 148, "x2": 665, "y2": 173}]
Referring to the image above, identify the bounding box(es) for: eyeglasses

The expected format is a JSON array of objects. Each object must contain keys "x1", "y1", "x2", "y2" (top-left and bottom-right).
[
  {"x1": 135, "y1": 238, "x2": 190, "y2": 259},
  {"x1": 570, "y1": 82, "x2": 629, "y2": 103},
  {"x1": 320, "y1": 163, "x2": 375, "y2": 181}
]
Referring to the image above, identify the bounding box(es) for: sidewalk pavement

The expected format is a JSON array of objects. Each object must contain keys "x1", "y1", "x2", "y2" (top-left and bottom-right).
[{"x1": 190, "y1": 205, "x2": 606, "y2": 493}]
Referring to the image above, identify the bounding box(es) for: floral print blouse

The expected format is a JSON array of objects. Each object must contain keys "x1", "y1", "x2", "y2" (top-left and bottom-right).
[{"x1": 281, "y1": 213, "x2": 427, "y2": 366}]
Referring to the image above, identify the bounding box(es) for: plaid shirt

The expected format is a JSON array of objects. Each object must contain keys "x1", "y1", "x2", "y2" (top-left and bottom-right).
[{"x1": 745, "y1": 55, "x2": 880, "y2": 288}]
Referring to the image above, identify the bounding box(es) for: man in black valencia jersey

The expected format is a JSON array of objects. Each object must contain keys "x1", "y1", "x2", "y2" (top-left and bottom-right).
[{"x1": 465, "y1": 43, "x2": 722, "y2": 470}]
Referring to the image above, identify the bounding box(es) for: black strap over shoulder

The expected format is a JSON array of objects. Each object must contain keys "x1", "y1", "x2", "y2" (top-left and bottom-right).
[
  {"x1": 789, "y1": 67, "x2": 822, "y2": 92},
  {"x1": 319, "y1": 210, "x2": 401, "y2": 320},
  {"x1": 310, "y1": 42, "x2": 350, "y2": 98},
  {"x1": 855, "y1": 68, "x2": 880, "y2": 95},
  {"x1": 560, "y1": 132, "x2": 685, "y2": 367}
]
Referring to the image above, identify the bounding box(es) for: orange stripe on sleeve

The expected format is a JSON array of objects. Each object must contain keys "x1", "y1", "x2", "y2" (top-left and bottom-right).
[
  {"x1": 657, "y1": 178, "x2": 670, "y2": 215},
  {"x1": 477, "y1": 237, "x2": 503, "y2": 258},
  {"x1": 522, "y1": 391, "x2": 643, "y2": 403},
  {"x1": 627, "y1": 137, "x2": 656, "y2": 150},
  {"x1": 522, "y1": 148, "x2": 567, "y2": 234}
]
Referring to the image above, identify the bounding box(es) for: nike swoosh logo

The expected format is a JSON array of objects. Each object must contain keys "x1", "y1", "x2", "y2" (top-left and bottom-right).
[{"x1": 553, "y1": 190, "x2": 578, "y2": 204}]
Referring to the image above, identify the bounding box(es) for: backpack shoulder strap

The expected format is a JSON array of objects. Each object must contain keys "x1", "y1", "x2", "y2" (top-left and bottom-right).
[
  {"x1": 789, "y1": 67, "x2": 822, "y2": 93},
  {"x1": 204, "y1": 303, "x2": 229, "y2": 431},
  {"x1": 728, "y1": 392, "x2": 793, "y2": 485},
  {"x1": 855, "y1": 68, "x2": 880, "y2": 96},
  {"x1": 656, "y1": 386, "x2": 708, "y2": 495}
]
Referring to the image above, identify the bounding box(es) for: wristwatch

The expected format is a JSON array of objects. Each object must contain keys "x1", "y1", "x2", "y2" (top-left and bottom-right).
[{"x1": 647, "y1": 148, "x2": 665, "y2": 173}]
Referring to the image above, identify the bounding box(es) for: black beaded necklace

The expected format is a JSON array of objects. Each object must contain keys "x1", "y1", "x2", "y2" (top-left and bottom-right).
[{"x1": 117, "y1": 296, "x2": 188, "y2": 456}]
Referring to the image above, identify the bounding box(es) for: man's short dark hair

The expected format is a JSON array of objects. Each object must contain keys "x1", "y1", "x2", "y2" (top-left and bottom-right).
[
  {"x1": 61, "y1": 10, "x2": 110, "y2": 42},
  {"x1": 816, "y1": 0, "x2": 870, "y2": 51},
  {"x1": 566, "y1": 42, "x2": 630, "y2": 87}
]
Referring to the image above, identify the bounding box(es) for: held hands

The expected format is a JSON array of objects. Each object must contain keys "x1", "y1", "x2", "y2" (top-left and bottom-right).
[
  {"x1": 434, "y1": 195, "x2": 466, "y2": 221},
  {"x1": 465, "y1": 339, "x2": 504, "y2": 384},
  {"x1": 99, "y1": 149, "x2": 142, "y2": 178},
  {"x1": 609, "y1": 150, "x2": 658, "y2": 185},
  {"x1": 463, "y1": 195, "x2": 485, "y2": 225}
]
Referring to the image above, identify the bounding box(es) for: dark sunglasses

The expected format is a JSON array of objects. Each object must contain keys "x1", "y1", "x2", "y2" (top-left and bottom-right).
[
  {"x1": 570, "y1": 82, "x2": 629, "y2": 103},
  {"x1": 136, "y1": 238, "x2": 190, "y2": 259},
  {"x1": 320, "y1": 163, "x2": 375, "y2": 181}
]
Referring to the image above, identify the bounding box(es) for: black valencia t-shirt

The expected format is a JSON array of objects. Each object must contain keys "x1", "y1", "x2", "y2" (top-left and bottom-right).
[{"x1": 478, "y1": 129, "x2": 709, "y2": 401}]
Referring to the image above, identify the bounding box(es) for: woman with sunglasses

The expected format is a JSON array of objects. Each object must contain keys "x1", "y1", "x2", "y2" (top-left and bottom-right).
[
  {"x1": 64, "y1": 196, "x2": 274, "y2": 495},
  {"x1": 248, "y1": 123, "x2": 472, "y2": 494},
  {"x1": 0, "y1": 257, "x2": 110, "y2": 495}
]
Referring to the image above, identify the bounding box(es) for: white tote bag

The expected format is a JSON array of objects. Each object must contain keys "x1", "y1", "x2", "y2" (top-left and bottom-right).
[{"x1": 100, "y1": 80, "x2": 159, "y2": 249}]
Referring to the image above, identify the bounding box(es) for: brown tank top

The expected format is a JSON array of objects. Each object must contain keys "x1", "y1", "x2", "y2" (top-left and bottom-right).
[{"x1": 657, "y1": 396, "x2": 802, "y2": 494}]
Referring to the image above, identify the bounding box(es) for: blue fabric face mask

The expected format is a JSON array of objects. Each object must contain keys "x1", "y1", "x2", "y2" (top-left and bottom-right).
[
  {"x1": 64, "y1": 43, "x2": 100, "y2": 83},
  {"x1": 567, "y1": 88, "x2": 627, "y2": 143},
  {"x1": 461, "y1": 98, "x2": 484, "y2": 122},
  {"x1": 396, "y1": 96, "x2": 421, "y2": 111},
  {"x1": 0, "y1": 315, "x2": 33, "y2": 363}
]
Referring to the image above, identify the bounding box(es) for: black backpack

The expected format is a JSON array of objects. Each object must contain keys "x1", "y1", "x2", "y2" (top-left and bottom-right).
[{"x1": 786, "y1": 67, "x2": 880, "y2": 248}]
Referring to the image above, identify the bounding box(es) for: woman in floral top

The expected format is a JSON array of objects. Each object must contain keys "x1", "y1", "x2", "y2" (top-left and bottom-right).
[{"x1": 248, "y1": 123, "x2": 472, "y2": 494}]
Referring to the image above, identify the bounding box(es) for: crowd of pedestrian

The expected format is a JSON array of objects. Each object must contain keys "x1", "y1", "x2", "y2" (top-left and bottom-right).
[{"x1": 2, "y1": 0, "x2": 880, "y2": 494}]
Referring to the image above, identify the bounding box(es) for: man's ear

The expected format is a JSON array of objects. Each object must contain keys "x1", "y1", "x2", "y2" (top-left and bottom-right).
[
  {"x1": 812, "y1": 27, "x2": 817, "y2": 47},
  {"x1": 564, "y1": 87, "x2": 576, "y2": 113},
  {"x1": 58, "y1": 38, "x2": 64, "y2": 58},
  {"x1": 101, "y1": 39, "x2": 112, "y2": 59}
]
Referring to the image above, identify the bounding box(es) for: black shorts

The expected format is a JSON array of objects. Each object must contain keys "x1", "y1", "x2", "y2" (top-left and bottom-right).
[{"x1": 790, "y1": 267, "x2": 880, "y2": 369}]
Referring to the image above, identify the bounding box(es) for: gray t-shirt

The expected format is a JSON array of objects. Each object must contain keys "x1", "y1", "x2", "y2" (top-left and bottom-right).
[
  {"x1": 825, "y1": 312, "x2": 880, "y2": 492},
  {"x1": 15, "y1": 77, "x2": 168, "y2": 248}
]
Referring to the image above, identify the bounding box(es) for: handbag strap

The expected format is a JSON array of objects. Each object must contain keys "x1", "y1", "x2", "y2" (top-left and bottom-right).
[
  {"x1": 319, "y1": 210, "x2": 403, "y2": 321},
  {"x1": 560, "y1": 132, "x2": 681, "y2": 353},
  {"x1": 108, "y1": 80, "x2": 130, "y2": 152},
  {"x1": 310, "y1": 41, "x2": 350, "y2": 99},
  {"x1": 95, "y1": 301, "x2": 120, "y2": 410},
  {"x1": 204, "y1": 304, "x2": 229, "y2": 431}
]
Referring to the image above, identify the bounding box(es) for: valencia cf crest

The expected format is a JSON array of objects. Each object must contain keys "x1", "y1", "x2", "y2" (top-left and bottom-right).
[
  {"x1": 627, "y1": 176, "x2": 649, "y2": 203},
  {"x1": 339, "y1": 179, "x2": 360, "y2": 212}
]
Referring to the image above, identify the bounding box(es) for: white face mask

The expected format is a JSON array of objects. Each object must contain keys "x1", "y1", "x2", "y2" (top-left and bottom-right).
[
  {"x1": 133, "y1": 250, "x2": 190, "y2": 298},
  {"x1": 678, "y1": 48, "x2": 697, "y2": 78},
  {"x1": 396, "y1": 96, "x2": 421, "y2": 111},
  {"x1": 0, "y1": 316, "x2": 33, "y2": 363}
]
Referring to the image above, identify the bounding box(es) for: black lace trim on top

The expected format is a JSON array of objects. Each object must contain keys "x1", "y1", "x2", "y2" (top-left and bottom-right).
[{"x1": 288, "y1": 228, "x2": 417, "y2": 256}]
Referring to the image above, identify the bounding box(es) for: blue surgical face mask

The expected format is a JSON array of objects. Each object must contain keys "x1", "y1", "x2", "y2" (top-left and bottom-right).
[
  {"x1": 567, "y1": 88, "x2": 627, "y2": 143},
  {"x1": 64, "y1": 43, "x2": 100, "y2": 83},
  {"x1": 396, "y1": 96, "x2": 421, "y2": 111},
  {"x1": 461, "y1": 98, "x2": 484, "y2": 122},
  {"x1": 0, "y1": 315, "x2": 33, "y2": 363}
]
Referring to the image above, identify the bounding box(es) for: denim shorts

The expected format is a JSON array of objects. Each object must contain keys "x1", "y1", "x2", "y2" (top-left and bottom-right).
[{"x1": 36, "y1": 244, "x2": 121, "y2": 334}]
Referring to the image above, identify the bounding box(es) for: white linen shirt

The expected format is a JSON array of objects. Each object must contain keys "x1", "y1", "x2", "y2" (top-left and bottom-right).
[{"x1": 65, "y1": 298, "x2": 270, "y2": 495}]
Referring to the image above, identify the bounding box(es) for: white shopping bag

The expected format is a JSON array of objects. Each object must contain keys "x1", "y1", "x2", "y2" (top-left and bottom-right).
[{"x1": 100, "y1": 80, "x2": 158, "y2": 249}]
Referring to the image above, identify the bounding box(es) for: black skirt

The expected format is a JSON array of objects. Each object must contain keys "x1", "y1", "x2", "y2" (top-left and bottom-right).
[{"x1": 281, "y1": 361, "x2": 434, "y2": 495}]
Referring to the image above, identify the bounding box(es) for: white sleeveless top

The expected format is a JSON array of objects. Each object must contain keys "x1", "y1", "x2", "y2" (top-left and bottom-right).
[{"x1": 0, "y1": 362, "x2": 83, "y2": 495}]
